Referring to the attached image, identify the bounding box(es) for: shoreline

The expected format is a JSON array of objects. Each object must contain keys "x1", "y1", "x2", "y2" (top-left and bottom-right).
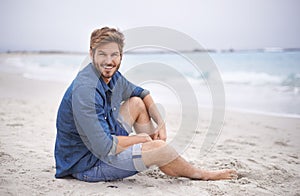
[
  {"x1": 2, "y1": 70, "x2": 300, "y2": 119},
  {"x1": 13, "y1": 71, "x2": 300, "y2": 119},
  {"x1": 225, "y1": 107, "x2": 300, "y2": 119}
]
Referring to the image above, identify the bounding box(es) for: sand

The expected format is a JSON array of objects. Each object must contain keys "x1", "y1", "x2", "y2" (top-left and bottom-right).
[{"x1": 0, "y1": 72, "x2": 299, "y2": 196}]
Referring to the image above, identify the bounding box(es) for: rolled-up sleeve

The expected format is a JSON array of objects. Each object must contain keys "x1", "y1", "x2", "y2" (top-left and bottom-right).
[
  {"x1": 130, "y1": 86, "x2": 150, "y2": 99},
  {"x1": 72, "y1": 85, "x2": 118, "y2": 158}
]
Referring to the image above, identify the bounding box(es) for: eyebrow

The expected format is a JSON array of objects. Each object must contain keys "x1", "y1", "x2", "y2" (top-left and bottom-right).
[{"x1": 97, "y1": 50, "x2": 120, "y2": 54}]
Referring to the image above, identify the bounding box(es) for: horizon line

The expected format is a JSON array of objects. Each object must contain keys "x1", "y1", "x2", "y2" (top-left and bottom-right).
[{"x1": 1, "y1": 47, "x2": 300, "y2": 55}]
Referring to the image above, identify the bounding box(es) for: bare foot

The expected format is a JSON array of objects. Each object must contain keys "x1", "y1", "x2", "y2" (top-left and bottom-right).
[{"x1": 198, "y1": 169, "x2": 238, "y2": 180}]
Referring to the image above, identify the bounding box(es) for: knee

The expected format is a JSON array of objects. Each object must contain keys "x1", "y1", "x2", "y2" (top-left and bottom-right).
[
  {"x1": 142, "y1": 140, "x2": 178, "y2": 167},
  {"x1": 142, "y1": 140, "x2": 167, "y2": 151},
  {"x1": 129, "y1": 97, "x2": 146, "y2": 110},
  {"x1": 150, "y1": 140, "x2": 167, "y2": 148}
]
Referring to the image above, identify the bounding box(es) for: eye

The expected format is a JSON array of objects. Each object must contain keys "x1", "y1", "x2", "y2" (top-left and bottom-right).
[
  {"x1": 97, "y1": 51, "x2": 106, "y2": 56},
  {"x1": 111, "y1": 53, "x2": 120, "y2": 57}
]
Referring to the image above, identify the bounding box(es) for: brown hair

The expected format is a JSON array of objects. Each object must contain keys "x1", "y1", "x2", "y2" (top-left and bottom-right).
[{"x1": 90, "y1": 27, "x2": 125, "y2": 54}]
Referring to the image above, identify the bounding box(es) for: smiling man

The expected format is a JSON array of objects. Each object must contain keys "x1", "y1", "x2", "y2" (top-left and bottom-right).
[{"x1": 54, "y1": 27, "x2": 237, "y2": 182}]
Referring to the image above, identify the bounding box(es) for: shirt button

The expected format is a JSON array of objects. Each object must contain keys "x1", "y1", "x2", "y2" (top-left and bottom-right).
[
  {"x1": 104, "y1": 116, "x2": 107, "y2": 120},
  {"x1": 113, "y1": 107, "x2": 116, "y2": 111}
]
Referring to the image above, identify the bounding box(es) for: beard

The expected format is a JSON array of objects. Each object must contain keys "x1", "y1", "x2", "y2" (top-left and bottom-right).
[{"x1": 92, "y1": 59, "x2": 120, "y2": 81}]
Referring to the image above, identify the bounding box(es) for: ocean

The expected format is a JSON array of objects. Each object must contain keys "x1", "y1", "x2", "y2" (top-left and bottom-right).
[{"x1": 0, "y1": 51, "x2": 299, "y2": 118}]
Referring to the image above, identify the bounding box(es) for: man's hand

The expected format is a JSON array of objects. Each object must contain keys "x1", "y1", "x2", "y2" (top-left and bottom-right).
[
  {"x1": 151, "y1": 123, "x2": 167, "y2": 141},
  {"x1": 134, "y1": 133, "x2": 153, "y2": 143},
  {"x1": 116, "y1": 133, "x2": 153, "y2": 154}
]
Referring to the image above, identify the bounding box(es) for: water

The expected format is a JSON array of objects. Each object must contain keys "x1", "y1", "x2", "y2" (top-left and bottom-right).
[
  {"x1": 0, "y1": 51, "x2": 299, "y2": 118},
  {"x1": 210, "y1": 51, "x2": 300, "y2": 117}
]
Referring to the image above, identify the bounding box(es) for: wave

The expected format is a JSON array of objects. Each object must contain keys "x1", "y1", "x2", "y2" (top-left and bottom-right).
[
  {"x1": 187, "y1": 70, "x2": 300, "y2": 90},
  {"x1": 221, "y1": 71, "x2": 283, "y2": 86},
  {"x1": 222, "y1": 72, "x2": 300, "y2": 96},
  {"x1": 2, "y1": 55, "x2": 299, "y2": 89},
  {"x1": 0, "y1": 54, "x2": 84, "y2": 82}
]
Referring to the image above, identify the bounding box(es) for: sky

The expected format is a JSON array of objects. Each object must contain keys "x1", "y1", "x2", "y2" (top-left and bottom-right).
[{"x1": 0, "y1": 0, "x2": 300, "y2": 52}]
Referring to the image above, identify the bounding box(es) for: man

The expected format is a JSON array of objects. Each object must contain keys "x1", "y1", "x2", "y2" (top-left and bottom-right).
[{"x1": 54, "y1": 27, "x2": 237, "y2": 182}]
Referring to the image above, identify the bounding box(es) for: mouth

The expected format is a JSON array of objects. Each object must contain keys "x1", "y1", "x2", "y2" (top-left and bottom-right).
[{"x1": 102, "y1": 64, "x2": 115, "y2": 70}]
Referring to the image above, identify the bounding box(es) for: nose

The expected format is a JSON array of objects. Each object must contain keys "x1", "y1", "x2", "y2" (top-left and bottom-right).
[{"x1": 104, "y1": 56, "x2": 113, "y2": 64}]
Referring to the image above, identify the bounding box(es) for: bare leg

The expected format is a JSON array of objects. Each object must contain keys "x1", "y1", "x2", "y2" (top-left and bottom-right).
[
  {"x1": 142, "y1": 140, "x2": 238, "y2": 180},
  {"x1": 119, "y1": 97, "x2": 156, "y2": 135},
  {"x1": 120, "y1": 97, "x2": 237, "y2": 180}
]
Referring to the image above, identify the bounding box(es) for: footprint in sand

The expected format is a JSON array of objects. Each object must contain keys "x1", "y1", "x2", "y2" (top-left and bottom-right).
[
  {"x1": 6, "y1": 123, "x2": 24, "y2": 127},
  {"x1": 287, "y1": 154, "x2": 298, "y2": 159},
  {"x1": 274, "y1": 140, "x2": 289, "y2": 147},
  {"x1": 247, "y1": 158, "x2": 258, "y2": 164},
  {"x1": 0, "y1": 152, "x2": 15, "y2": 164}
]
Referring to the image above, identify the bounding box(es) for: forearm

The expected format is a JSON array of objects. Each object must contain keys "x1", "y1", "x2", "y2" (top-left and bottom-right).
[
  {"x1": 116, "y1": 134, "x2": 151, "y2": 154},
  {"x1": 142, "y1": 94, "x2": 167, "y2": 141},
  {"x1": 142, "y1": 94, "x2": 164, "y2": 126}
]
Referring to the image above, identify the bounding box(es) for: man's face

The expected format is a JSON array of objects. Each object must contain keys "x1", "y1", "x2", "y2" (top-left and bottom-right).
[{"x1": 91, "y1": 42, "x2": 121, "y2": 83}]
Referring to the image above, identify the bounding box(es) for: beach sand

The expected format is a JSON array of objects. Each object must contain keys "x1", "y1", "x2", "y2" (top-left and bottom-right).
[{"x1": 0, "y1": 72, "x2": 299, "y2": 196}]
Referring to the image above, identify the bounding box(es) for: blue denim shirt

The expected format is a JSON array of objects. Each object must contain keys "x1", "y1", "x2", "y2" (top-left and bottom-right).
[{"x1": 54, "y1": 63, "x2": 149, "y2": 178}]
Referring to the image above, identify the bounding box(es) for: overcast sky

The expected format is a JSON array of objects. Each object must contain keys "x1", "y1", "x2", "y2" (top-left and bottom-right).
[{"x1": 1, "y1": 0, "x2": 300, "y2": 52}]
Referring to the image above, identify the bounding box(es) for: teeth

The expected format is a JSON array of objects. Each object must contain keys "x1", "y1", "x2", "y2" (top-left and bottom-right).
[{"x1": 104, "y1": 65, "x2": 113, "y2": 69}]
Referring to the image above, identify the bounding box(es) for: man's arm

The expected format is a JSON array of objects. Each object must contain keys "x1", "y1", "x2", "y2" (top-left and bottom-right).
[
  {"x1": 142, "y1": 94, "x2": 167, "y2": 141},
  {"x1": 72, "y1": 85, "x2": 118, "y2": 158},
  {"x1": 116, "y1": 133, "x2": 152, "y2": 154}
]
